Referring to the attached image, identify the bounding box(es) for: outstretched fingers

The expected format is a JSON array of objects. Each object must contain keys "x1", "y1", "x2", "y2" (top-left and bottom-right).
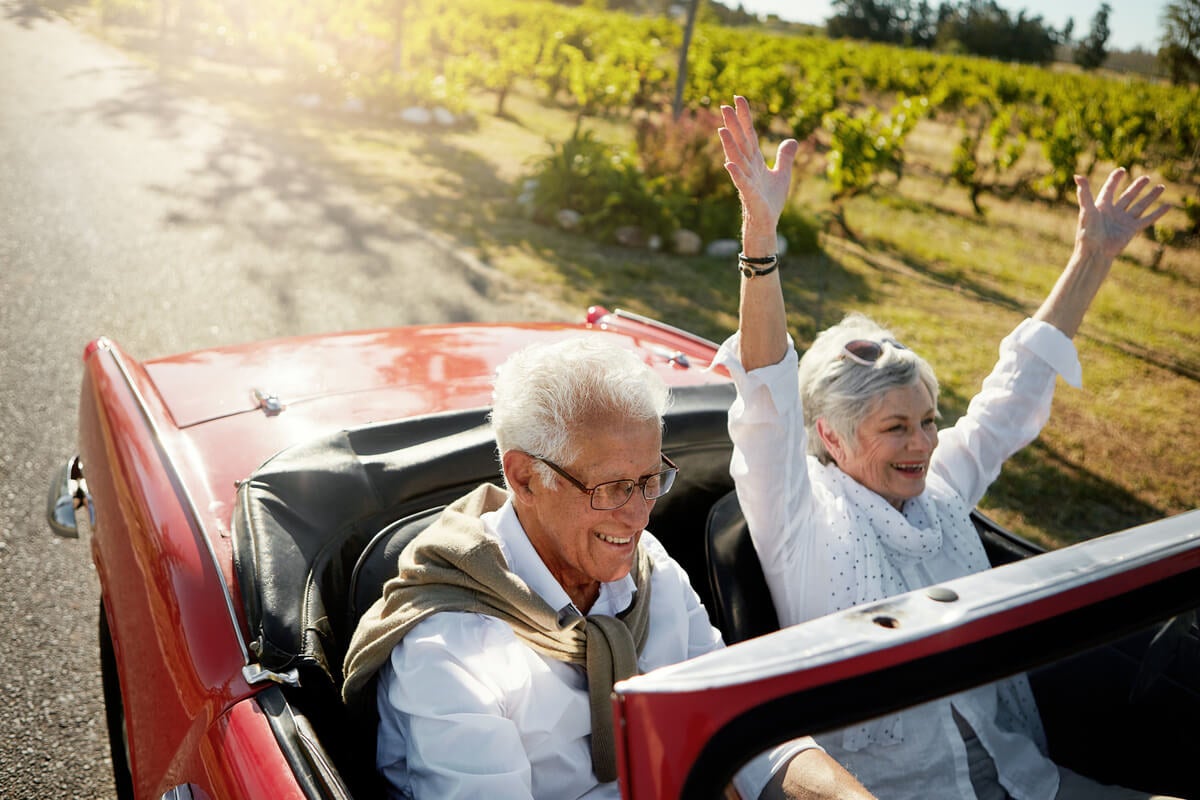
[
  {"x1": 773, "y1": 138, "x2": 800, "y2": 178},
  {"x1": 733, "y1": 95, "x2": 757, "y2": 141},
  {"x1": 719, "y1": 97, "x2": 799, "y2": 218},
  {"x1": 1080, "y1": 168, "x2": 1172, "y2": 226},
  {"x1": 1075, "y1": 174, "x2": 1097, "y2": 214},
  {"x1": 1125, "y1": 182, "x2": 1167, "y2": 219},
  {"x1": 1108, "y1": 170, "x2": 1172, "y2": 231},
  {"x1": 718, "y1": 128, "x2": 755, "y2": 192},
  {"x1": 1095, "y1": 166, "x2": 1127, "y2": 208},
  {"x1": 719, "y1": 99, "x2": 758, "y2": 167}
]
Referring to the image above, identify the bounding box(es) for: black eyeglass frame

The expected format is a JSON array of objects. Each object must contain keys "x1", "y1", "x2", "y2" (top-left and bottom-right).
[
  {"x1": 532, "y1": 452, "x2": 679, "y2": 511},
  {"x1": 839, "y1": 337, "x2": 909, "y2": 367}
]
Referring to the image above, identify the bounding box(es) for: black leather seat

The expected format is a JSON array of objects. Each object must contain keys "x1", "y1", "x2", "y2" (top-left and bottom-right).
[
  {"x1": 704, "y1": 490, "x2": 779, "y2": 644},
  {"x1": 349, "y1": 505, "x2": 447, "y2": 624},
  {"x1": 703, "y1": 488, "x2": 1045, "y2": 646}
]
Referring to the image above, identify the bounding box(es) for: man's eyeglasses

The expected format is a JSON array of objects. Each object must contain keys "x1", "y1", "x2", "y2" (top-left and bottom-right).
[
  {"x1": 839, "y1": 338, "x2": 908, "y2": 367},
  {"x1": 533, "y1": 453, "x2": 678, "y2": 511}
]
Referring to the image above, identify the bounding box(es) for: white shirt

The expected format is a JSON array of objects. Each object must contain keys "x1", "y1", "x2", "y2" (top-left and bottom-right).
[
  {"x1": 375, "y1": 499, "x2": 815, "y2": 799},
  {"x1": 714, "y1": 317, "x2": 1083, "y2": 800}
]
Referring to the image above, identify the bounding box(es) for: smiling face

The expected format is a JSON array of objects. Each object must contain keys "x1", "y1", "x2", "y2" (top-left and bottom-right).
[
  {"x1": 504, "y1": 414, "x2": 663, "y2": 613},
  {"x1": 818, "y1": 381, "x2": 939, "y2": 511}
]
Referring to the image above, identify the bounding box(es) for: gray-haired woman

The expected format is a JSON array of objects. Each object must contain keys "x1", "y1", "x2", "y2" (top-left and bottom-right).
[{"x1": 712, "y1": 94, "x2": 1180, "y2": 800}]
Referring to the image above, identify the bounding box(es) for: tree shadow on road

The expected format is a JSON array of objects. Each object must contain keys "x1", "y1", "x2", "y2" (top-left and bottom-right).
[{"x1": 4, "y1": 0, "x2": 90, "y2": 28}]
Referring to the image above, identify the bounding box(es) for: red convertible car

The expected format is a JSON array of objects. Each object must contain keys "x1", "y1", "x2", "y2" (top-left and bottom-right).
[{"x1": 48, "y1": 307, "x2": 1200, "y2": 800}]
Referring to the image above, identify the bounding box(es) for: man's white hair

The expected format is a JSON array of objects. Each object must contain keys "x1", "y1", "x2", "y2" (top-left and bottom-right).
[
  {"x1": 797, "y1": 313, "x2": 939, "y2": 464},
  {"x1": 490, "y1": 337, "x2": 671, "y2": 485}
]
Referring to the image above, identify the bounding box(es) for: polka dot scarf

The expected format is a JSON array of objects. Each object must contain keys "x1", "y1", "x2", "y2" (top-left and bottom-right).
[{"x1": 814, "y1": 463, "x2": 1025, "y2": 752}]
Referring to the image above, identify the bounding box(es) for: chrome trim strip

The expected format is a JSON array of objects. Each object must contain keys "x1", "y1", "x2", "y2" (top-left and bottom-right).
[
  {"x1": 610, "y1": 307, "x2": 720, "y2": 349},
  {"x1": 98, "y1": 339, "x2": 253, "y2": 665},
  {"x1": 160, "y1": 785, "x2": 195, "y2": 800}
]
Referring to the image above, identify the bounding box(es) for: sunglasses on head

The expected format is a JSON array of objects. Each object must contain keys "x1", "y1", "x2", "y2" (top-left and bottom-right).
[{"x1": 839, "y1": 338, "x2": 908, "y2": 366}]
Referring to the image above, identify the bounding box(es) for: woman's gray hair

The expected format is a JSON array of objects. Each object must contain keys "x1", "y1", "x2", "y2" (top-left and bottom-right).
[
  {"x1": 490, "y1": 337, "x2": 672, "y2": 486},
  {"x1": 797, "y1": 312, "x2": 939, "y2": 464}
]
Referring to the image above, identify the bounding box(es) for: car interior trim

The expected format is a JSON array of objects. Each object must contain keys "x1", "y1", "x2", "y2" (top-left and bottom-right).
[
  {"x1": 672, "y1": 552, "x2": 1200, "y2": 799},
  {"x1": 257, "y1": 685, "x2": 353, "y2": 800}
]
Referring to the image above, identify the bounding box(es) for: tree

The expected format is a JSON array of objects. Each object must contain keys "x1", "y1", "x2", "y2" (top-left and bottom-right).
[
  {"x1": 827, "y1": 0, "x2": 904, "y2": 43},
  {"x1": 1159, "y1": 0, "x2": 1200, "y2": 84},
  {"x1": 934, "y1": 0, "x2": 1060, "y2": 64},
  {"x1": 826, "y1": 0, "x2": 1062, "y2": 62},
  {"x1": 1075, "y1": 3, "x2": 1112, "y2": 70},
  {"x1": 909, "y1": 0, "x2": 938, "y2": 47},
  {"x1": 672, "y1": 0, "x2": 703, "y2": 119}
]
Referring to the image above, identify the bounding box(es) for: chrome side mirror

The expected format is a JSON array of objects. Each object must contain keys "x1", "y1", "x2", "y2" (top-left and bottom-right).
[{"x1": 47, "y1": 456, "x2": 92, "y2": 538}]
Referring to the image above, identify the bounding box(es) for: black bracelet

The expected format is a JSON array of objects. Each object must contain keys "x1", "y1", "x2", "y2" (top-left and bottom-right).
[
  {"x1": 738, "y1": 261, "x2": 779, "y2": 278},
  {"x1": 737, "y1": 252, "x2": 779, "y2": 278}
]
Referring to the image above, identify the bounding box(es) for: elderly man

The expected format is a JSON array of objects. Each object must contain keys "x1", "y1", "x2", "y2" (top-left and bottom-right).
[{"x1": 342, "y1": 337, "x2": 873, "y2": 800}]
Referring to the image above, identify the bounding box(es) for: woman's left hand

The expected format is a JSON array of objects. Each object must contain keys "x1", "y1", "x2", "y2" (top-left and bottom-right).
[
  {"x1": 1074, "y1": 168, "x2": 1171, "y2": 261},
  {"x1": 1035, "y1": 168, "x2": 1172, "y2": 338}
]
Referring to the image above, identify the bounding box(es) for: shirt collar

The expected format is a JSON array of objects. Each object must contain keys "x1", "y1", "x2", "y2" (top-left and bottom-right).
[{"x1": 484, "y1": 499, "x2": 637, "y2": 617}]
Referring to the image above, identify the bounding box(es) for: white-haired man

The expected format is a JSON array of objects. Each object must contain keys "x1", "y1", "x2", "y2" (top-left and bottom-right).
[{"x1": 343, "y1": 337, "x2": 874, "y2": 800}]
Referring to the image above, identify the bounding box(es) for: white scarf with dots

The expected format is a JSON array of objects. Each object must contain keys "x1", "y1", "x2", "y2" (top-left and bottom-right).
[{"x1": 814, "y1": 463, "x2": 1046, "y2": 754}]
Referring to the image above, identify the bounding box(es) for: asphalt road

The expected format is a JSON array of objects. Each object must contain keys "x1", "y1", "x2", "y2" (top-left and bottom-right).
[{"x1": 0, "y1": 5, "x2": 565, "y2": 797}]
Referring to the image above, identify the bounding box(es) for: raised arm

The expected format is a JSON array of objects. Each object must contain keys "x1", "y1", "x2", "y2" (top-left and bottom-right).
[
  {"x1": 1034, "y1": 168, "x2": 1170, "y2": 338},
  {"x1": 718, "y1": 96, "x2": 799, "y2": 370}
]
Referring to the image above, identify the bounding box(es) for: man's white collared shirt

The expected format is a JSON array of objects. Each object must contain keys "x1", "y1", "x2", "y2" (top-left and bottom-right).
[{"x1": 375, "y1": 499, "x2": 812, "y2": 799}]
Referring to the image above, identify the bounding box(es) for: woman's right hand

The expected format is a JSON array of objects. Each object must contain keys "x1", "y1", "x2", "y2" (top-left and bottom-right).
[
  {"x1": 718, "y1": 96, "x2": 799, "y2": 246},
  {"x1": 720, "y1": 95, "x2": 795, "y2": 369}
]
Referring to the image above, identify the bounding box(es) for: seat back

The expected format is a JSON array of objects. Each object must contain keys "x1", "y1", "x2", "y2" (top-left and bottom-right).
[
  {"x1": 703, "y1": 490, "x2": 1044, "y2": 645},
  {"x1": 349, "y1": 505, "x2": 447, "y2": 624},
  {"x1": 704, "y1": 490, "x2": 780, "y2": 644}
]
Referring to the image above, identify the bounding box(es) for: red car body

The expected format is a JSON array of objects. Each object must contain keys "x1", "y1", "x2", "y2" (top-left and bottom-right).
[{"x1": 50, "y1": 308, "x2": 1200, "y2": 800}]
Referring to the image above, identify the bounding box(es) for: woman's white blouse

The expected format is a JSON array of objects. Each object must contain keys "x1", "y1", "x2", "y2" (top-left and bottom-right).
[
  {"x1": 374, "y1": 500, "x2": 815, "y2": 800},
  {"x1": 713, "y1": 317, "x2": 1083, "y2": 800}
]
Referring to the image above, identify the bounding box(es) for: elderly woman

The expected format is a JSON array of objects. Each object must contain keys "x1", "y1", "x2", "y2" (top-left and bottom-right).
[{"x1": 713, "y1": 95, "x2": 1179, "y2": 800}]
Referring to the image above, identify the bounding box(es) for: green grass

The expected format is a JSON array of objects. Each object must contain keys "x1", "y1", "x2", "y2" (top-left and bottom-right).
[{"x1": 91, "y1": 19, "x2": 1200, "y2": 548}]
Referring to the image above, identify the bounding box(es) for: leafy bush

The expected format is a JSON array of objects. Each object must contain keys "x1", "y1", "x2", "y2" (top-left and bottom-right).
[
  {"x1": 823, "y1": 99, "x2": 918, "y2": 200},
  {"x1": 778, "y1": 208, "x2": 821, "y2": 256},
  {"x1": 1183, "y1": 195, "x2": 1200, "y2": 238},
  {"x1": 525, "y1": 128, "x2": 673, "y2": 244},
  {"x1": 1038, "y1": 112, "x2": 1085, "y2": 202},
  {"x1": 790, "y1": 84, "x2": 838, "y2": 141},
  {"x1": 634, "y1": 108, "x2": 741, "y2": 241},
  {"x1": 524, "y1": 110, "x2": 821, "y2": 254}
]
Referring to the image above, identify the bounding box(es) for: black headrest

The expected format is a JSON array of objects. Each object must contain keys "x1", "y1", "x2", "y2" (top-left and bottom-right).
[
  {"x1": 704, "y1": 489, "x2": 780, "y2": 644},
  {"x1": 349, "y1": 505, "x2": 447, "y2": 623}
]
